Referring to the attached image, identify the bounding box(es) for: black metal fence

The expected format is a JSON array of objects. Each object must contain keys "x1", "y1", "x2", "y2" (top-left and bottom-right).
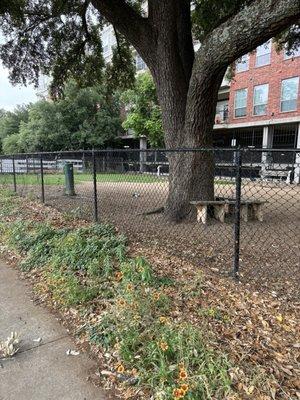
[{"x1": 0, "y1": 148, "x2": 299, "y2": 296}]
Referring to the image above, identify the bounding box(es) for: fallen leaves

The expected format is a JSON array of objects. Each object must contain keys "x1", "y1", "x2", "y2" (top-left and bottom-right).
[{"x1": 0, "y1": 332, "x2": 20, "y2": 359}]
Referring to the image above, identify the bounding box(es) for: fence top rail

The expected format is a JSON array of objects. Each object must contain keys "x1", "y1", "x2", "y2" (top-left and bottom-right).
[{"x1": 0, "y1": 147, "x2": 299, "y2": 158}]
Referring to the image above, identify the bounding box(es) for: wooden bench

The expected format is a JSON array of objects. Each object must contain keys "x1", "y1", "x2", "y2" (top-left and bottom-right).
[{"x1": 190, "y1": 199, "x2": 265, "y2": 224}]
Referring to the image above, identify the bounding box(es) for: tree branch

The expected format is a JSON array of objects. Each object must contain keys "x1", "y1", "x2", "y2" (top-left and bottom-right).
[
  {"x1": 91, "y1": 0, "x2": 155, "y2": 65},
  {"x1": 81, "y1": 0, "x2": 91, "y2": 40},
  {"x1": 202, "y1": 0, "x2": 300, "y2": 68},
  {"x1": 175, "y1": 0, "x2": 194, "y2": 83}
]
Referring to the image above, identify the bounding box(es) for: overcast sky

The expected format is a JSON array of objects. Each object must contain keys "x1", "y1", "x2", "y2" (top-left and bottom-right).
[{"x1": 0, "y1": 63, "x2": 38, "y2": 111}]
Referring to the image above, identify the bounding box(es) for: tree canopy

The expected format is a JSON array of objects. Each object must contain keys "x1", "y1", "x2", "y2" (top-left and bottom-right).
[
  {"x1": 0, "y1": 81, "x2": 123, "y2": 154},
  {"x1": 1, "y1": 1, "x2": 298, "y2": 95}
]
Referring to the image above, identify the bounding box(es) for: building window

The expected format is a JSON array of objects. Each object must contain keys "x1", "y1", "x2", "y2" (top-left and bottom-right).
[
  {"x1": 236, "y1": 54, "x2": 249, "y2": 73},
  {"x1": 256, "y1": 40, "x2": 271, "y2": 67},
  {"x1": 136, "y1": 54, "x2": 146, "y2": 71},
  {"x1": 284, "y1": 44, "x2": 300, "y2": 59},
  {"x1": 253, "y1": 84, "x2": 269, "y2": 115},
  {"x1": 281, "y1": 77, "x2": 299, "y2": 112},
  {"x1": 234, "y1": 89, "x2": 247, "y2": 117},
  {"x1": 102, "y1": 28, "x2": 116, "y2": 59}
]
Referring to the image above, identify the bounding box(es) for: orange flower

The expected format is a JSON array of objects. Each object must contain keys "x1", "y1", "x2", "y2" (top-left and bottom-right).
[
  {"x1": 115, "y1": 271, "x2": 123, "y2": 281},
  {"x1": 180, "y1": 384, "x2": 189, "y2": 394},
  {"x1": 173, "y1": 388, "x2": 185, "y2": 398},
  {"x1": 159, "y1": 341, "x2": 169, "y2": 352},
  {"x1": 116, "y1": 363, "x2": 125, "y2": 374},
  {"x1": 179, "y1": 369, "x2": 188, "y2": 380}
]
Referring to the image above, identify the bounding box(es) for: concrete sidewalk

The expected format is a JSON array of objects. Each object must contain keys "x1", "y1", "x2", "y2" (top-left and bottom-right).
[{"x1": 0, "y1": 260, "x2": 107, "y2": 400}]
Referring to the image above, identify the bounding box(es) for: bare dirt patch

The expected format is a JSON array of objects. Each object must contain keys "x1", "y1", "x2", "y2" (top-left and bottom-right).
[{"x1": 14, "y1": 179, "x2": 300, "y2": 302}]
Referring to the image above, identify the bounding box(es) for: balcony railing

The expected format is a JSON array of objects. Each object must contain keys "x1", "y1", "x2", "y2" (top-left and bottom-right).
[{"x1": 215, "y1": 105, "x2": 229, "y2": 124}]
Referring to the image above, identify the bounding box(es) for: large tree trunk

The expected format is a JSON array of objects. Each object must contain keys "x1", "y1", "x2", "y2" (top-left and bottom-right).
[
  {"x1": 161, "y1": 66, "x2": 226, "y2": 221},
  {"x1": 165, "y1": 150, "x2": 215, "y2": 221}
]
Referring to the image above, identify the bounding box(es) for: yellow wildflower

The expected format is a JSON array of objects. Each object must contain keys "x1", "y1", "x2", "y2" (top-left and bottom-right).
[
  {"x1": 159, "y1": 316, "x2": 168, "y2": 324},
  {"x1": 159, "y1": 341, "x2": 168, "y2": 352},
  {"x1": 126, "y1": 283, "x2": 134, "y2": 292},
  {"x1": 153, "y1": 292, "x2": 161, "y2": 301},
  {"x1": 180, "y1": 384, "x2": 189, "y2": 394},
  {"x1": 116, "y1": 363, "x2": 125, "y2": 374},
  {"x1": 117, "y1": 298, "x2": 126, "y2": 307},
  {"x1": 179, "y1": 369, "x2": 188, "y2": 380}
]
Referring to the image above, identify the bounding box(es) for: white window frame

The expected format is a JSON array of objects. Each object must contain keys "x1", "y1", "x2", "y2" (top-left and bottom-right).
[
  {"x1": 253, "y1": 84, "x2": 269, "y2": 116},
  {"x1": 234, "y1": 88, "x2": 248, "y2": 118},
  {"x1": 255, "y1": 40, "x2": 272, "y2": 67},
  {"x1": 280, "y1": 77, "x2": 299, "y2": 112},
  {"x1": 236, "y1": 54, "x2": 249, "y2": 73}
]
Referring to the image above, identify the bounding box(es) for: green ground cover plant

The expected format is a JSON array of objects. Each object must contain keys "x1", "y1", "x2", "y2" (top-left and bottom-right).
[{"x1": 0, "y1": 189, "x2": 232, "y2": 399}]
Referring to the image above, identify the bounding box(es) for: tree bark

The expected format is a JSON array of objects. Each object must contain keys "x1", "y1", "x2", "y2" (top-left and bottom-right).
[{"x1": 163, "y1": 65, "x2": 227, "y2": 220}]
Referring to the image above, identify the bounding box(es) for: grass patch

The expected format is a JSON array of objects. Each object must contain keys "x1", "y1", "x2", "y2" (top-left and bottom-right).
[
  {"x1": 0, "y1": 173, "x2": 231, "y2": 187},
  {"x1": 0, "y1": 173, "x2": 165, "y2": 186},
  {"x1": 0, "y1": 189, "x2": 233, "y2": 399}
]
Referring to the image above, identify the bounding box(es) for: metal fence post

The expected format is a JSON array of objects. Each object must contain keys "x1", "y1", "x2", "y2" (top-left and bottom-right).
[
  {"x1": 40, "y1": 156, "x2": 45, "y2": 203},
  {"x1": 92, "y1": 150, "x2": 98, "y2": 223},
  {"x1": 12, "y1": 156, "x2": 17, "y2": 192},
  {"x1": 233, "y1": 147, "x2": 242, "y2": 278}
]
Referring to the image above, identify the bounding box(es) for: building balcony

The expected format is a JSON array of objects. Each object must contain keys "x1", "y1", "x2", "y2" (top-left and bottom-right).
[{"x1": 215, "y1": 104, "x2": 229, "y2": 124}]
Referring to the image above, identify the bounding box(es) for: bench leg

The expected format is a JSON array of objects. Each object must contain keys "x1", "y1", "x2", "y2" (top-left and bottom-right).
[
  {"x1": 252, "y1": 204, "x2": 263, "y2": 222},
  {"x1": 240, "y1": 204, "x2": 249, "y2": 222},
  {"x1": 197, "y1": 205, "x2": 208, "y2": 224},
  {"x1": 214, "y1": 205, "x2": 226, "y2": 223}
]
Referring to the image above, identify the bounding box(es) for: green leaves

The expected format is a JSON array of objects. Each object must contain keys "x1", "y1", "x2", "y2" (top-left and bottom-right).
[
  {"x1": 0, "y1": 0, "x2": 104, "y2": 92},
  {"x1": 121, "y1": 72, "x2": 164, "y2": 148},
  {"x1": 0, "y1": 80, "x2": 123, "y2": 153},
  {"x1": 105, "y1": 33, "x2": 136, "y2": 92}
]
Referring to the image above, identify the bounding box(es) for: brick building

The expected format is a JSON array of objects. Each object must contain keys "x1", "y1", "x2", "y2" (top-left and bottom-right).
[{"x1": 214, "y1": 40, "x2": 300, "y2": 156}]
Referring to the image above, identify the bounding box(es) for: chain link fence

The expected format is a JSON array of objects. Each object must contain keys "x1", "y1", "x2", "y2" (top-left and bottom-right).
[{"x1": 0, "y1": 148, "x2": 299, "y2": 297}]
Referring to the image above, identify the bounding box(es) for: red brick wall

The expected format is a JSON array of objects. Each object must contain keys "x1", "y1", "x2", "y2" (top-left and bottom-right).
[{"x1": 228, "y1": 43, "x2": 300, "y2": 125}]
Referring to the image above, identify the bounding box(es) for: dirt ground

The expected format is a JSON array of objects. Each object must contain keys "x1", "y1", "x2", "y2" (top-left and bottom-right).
[{"x1": 14, "y1": 178, "x2": 300, "y2": 302}]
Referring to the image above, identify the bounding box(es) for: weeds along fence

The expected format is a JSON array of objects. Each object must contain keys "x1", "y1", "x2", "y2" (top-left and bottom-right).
[{"x1": 0, "y1": 148, "x2": 299, "y2": 291}]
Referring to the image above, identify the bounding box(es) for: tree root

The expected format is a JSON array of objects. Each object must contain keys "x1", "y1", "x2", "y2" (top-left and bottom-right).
[{"x1": 138, "y1": 206, "x2": 165, "y2": 216}]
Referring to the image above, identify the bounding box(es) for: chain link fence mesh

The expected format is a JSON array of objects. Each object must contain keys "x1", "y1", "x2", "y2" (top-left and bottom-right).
[{"x1": 0, "y1": 148, "x2": 299, "y2": 298}]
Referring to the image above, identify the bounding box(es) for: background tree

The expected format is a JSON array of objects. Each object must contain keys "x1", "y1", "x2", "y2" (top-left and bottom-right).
[
  {"x1": 0, "y1": 106, "x2": 29, "y2": 152},
  {"x1": 121, "y1": 72, "x2": 164, "y2": 148},
  {"x1": 1, "y1": 0, "x2": 299, "y2": 220},
  {"x1": 0, "y1": 81, "x2": 123, "y2": 153}
]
